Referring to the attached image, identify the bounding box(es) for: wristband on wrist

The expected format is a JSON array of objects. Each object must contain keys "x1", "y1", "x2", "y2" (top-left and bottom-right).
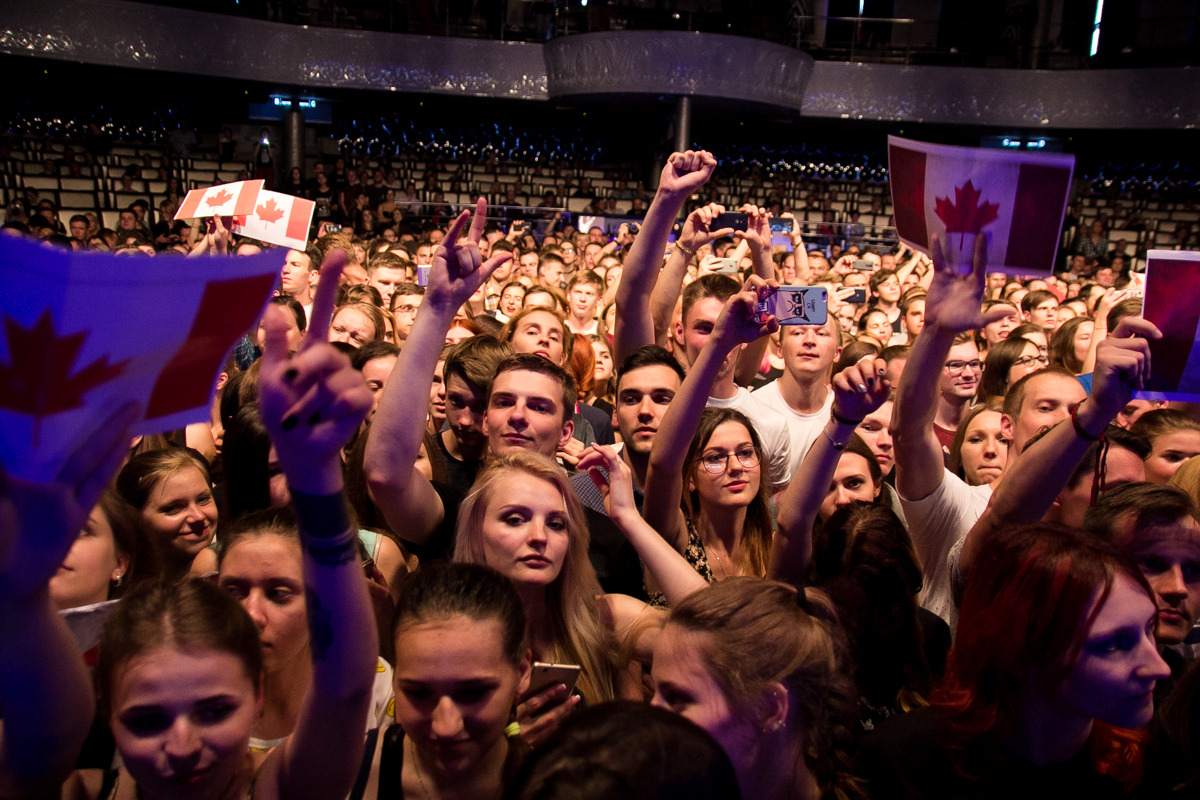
[
  {"x1": 831, "y1": 408, "x2": 863, "y2": 427},
  {"x1": 290, "y1": 490, "x2": 358, "y2": 567}
]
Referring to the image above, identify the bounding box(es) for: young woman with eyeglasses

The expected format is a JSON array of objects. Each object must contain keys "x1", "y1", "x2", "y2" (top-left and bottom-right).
[
  {"x1": 643, "y1": 276, "x2": 890, "y2": 597},
  {"x1": 978, "y1": 335, "x2": 1047, "y2": 403}
]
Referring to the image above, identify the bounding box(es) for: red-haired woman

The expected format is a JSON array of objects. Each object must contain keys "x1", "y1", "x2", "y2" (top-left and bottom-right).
[{"x1": 861, "y1": 523, "x2": 1171, "y2": 798}]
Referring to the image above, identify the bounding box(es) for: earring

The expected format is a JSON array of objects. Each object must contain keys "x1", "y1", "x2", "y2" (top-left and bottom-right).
[{"x1": 112, "y1": 573, "x2": 124, "y2": 587}]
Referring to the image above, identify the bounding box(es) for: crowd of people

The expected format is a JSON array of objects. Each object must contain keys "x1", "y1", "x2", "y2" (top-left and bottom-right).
[{"x1": 3, "y1": 146, "x2": 1200, "y2": 800}]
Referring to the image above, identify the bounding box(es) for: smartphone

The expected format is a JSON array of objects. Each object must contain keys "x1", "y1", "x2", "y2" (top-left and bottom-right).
[
  {"x1": 758, "y1": 286, "x2": 828, "y2": 326},
  {"x1": 527, "y1": 662, "x2": 581, "y2": 699},
  {"x1": 708, "y1": 257, "x2": 739, "y2": 274},
  {"x1": 511, "y1": 220, "x2": 526, "y2": 232},
  {"x1": 852, "y1": 259, "x2": 874, "y2": 271},
  {"x1": 416, "y1": 265, "x2": 431, "y2": 287},
  {"x1": 324, "y1": 223, "x2": 342, "y2": 234},
  {"x1": 770, "y1": 217, "x2": 795, "y2": 233},
  {"x1": 845, "y1": 288, "x2": 868, "y2": 304},
  {"x1": 711, "y1": 212, "x2": 748, "y2": 232}
]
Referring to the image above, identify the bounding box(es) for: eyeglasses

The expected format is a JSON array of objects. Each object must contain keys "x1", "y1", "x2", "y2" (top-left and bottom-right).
[
  {"x1": 944, "y1": 360, "x2": 984, "y2": 374},
  {"x1": 1012, "y1": 355, "x2": 1049, "y2": 368},
  {"x1": 699, "y1": 447, "x2": 760, "y2": 474}
]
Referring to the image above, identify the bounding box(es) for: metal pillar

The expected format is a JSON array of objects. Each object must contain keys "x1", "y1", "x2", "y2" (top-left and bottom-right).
[
  {"x1": 674, "y1": 95, "x2": 692, "y2": 154},
  {"x1": 283, "y1": 109, "x2": 305, "y2": 180}
]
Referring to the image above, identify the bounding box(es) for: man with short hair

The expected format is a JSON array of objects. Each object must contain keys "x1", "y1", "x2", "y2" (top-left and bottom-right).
[
  {"x1": 538, "y1": 253, "x2": 566, "y2": 290},
  {"x1": 1021, "y1": 289, "x2": 1059, "y2": 331},
  {"x1": 68, "y1": 214, "x2": 89, "y2": 244},
  {"x1": 892, "y1": 236, "x2": 1158, "y2": 627},
  {"x1": 564, "y1": 271, "x2": 603, "y2": 335},
  {"x1": 752, "y1": 306, "x2": 841, "y2": 481},
  {"x1": 932, "y1": 333, "x2": 981, "y2": 451},
  {"x1": 571, "y1": 345, "x2": 684, "y2": 515},
  {"x1": 280, "y1": 246, "x2": 320, "y2": 323},
  {"x1": 390, "y1": 283, "x2": 425, "y2": 342},
  {"x1": 368, "y1": 252, "x2": 409, "y2": 309}
]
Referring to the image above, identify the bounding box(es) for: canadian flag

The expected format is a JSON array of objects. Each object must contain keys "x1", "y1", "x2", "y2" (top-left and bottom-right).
[
  {"x1": 1138, "y1": 250, "x2": 1200, "y2": 400},
  {"x1": 231, "y1": 190, "x2": 315, "y2": 251},
  {"x1": 888, "y1": 136, "x2": 1074, "y2": 275},
  {"x1": 175, "y1": 179, "x2": 264, "y2": 220},
  {"x1": 0, "y1": 236, "x2": 283, "y2": 481}
]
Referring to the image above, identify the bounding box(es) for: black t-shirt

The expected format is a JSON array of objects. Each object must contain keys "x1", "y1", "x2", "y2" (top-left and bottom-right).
[{"x1": 415, "y1": 480, "x2": 646, "y2": 601}]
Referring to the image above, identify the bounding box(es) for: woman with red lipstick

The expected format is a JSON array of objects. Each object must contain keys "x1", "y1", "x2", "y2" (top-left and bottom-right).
[
  {"x1": 116, "y1": 448, "x2": 219, "y2": 581},
  {"x1": 0, "y1": 255, "x2": 380, "y2": 800},
  {"x1": 860, "y1": 523, "x2": 1172, "y2": 799}
]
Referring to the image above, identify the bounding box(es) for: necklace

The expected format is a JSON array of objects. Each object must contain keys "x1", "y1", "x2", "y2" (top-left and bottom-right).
[{"x1": 707, "y1": 541, "x2": 735, "y2": 579}]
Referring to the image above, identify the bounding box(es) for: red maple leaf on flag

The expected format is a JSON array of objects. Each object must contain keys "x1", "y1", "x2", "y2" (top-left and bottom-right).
[
  {"x1": 0, "y1": 311, "x2": 130, "y2": 445},
  {"x1": 205, "y1": 188, "x2": 234, "y2": 208},
  {"x1": 934, "y1": 180, "x2": 1000, "y2": 234},
  {"x1": 256, "y1": 198, "x2": 285, "y2": 224}
]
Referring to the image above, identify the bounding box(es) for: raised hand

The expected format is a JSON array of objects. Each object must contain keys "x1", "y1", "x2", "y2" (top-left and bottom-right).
[
  {"x1": 924, "y1": 233, "x2": 1012, "y2": 334},
  {"x1": 425, "y1": 198, "x2": 513, "y2": 313},
  {"x1": 678, "y1": 203, "x2": 734, "y2": 254},
  {"x1": 736, "y1": 204, "x2": 771, "y2": 252},
  {"x1": 711, "y1": 275, "x2": 781, "y2": 348},
  {"x1": 577, "y1": 445, "x2": 639, "y2": 528},
  {"x1": 0, "y1": 402, "x2": 140, "y2": 605},
  {"x1": 1085, "y1": 317, "x2": 1161, "y2": 426},
  {"x1": 258, "y1": 251, "x2": 373, "y2": 495},
  {"x1": 831, "y1": 357, "x2": 890, "y2": 423},
  {"x1": 657, "y1": 150, "x2": 718, "y2": 198}
]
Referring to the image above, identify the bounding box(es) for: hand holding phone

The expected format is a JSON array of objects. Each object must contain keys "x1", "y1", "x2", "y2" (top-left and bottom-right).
[{"x1": 757, "y1": 286, "x2": 828, "y2": 326}]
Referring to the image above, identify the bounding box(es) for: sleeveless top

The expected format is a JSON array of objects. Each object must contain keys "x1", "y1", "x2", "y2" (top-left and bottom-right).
[
  {"x1": 647, "y1": 520, "x2": 716, "y2": 607},
  {"x1": 348, "y1": 724, "x2": 527, "y2": 800}
]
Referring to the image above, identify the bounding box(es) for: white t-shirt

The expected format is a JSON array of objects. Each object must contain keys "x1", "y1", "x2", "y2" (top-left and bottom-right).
[
  {"x1": 706, "y1": 387, "x2": 794, "y2": 490},
  {"x1": 750, "y1": 381, "x2": 834, "y2": 479},
  {"x1": 899, "y1": 468, "x2": 992, "y2": 631}
]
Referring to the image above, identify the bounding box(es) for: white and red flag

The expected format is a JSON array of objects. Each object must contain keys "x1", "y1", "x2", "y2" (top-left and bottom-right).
[
  {"x1": 0, "y1": 236, "x2": 283, "y2": 481},
  {"x1": 231, "y1": 190, "x2": 315, "y2": 250},
  {"x1": 174, "y1": 179, "x2": 264, "y2": 220},
  {"x1": 1136, "y1": 250, "x2": 1200, "y2": 401},
  {"x1": 887, "y1": 136, "x2": 1075, "y2": 275}
]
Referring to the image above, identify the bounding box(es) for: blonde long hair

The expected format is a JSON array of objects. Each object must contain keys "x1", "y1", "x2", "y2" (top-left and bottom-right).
[{"x1": 454, "y1": 451, "x2": 616, "y2": 704}]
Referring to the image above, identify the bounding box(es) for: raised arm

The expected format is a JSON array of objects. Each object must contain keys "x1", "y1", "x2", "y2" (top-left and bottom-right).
[
  {"x1": 960, "y1": 317, "x2": 1160, "y2": 577},
  {"x1": 734, "y1": 205, "x2": 776, "y2": 387},
  {"x1": 643, "y1": 277, "x2": 778, "y2": 552},
  {"x1": 580, "y1": 445, "x2": 708, "y2": 605},
  {"x1": 254, "y1": 258, "x2": 379, "y2": 800},
  {"x1": 770, "y1": 359, "x2": 890, "y2": 585},
  {"x1": 362, "y1": 200, "x2": 511, "y2": 545},
  {"x1": 891, "y1": 235, "x2": 1008, "y2": 502},
  {"x1": 614, "y1": 151, "x2": 717, "y2": 363},
  {"x1": 649, "y1": 203, "x2": 734, "y2": 348},
  {"x1": 783, "y1": 214, "x2": 811, "y2": 283},
  {"x1": 0, "y1": 403, "x2": 139, "y2": 798}
]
